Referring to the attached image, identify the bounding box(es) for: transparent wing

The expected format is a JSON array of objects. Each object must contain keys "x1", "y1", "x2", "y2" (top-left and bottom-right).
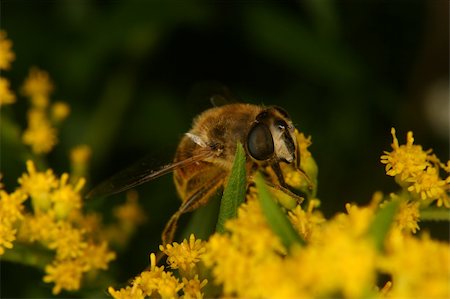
[
  {"x1": 86, "y1": 149, "x2": 213, "y2": 199},
  {"x1": 187, "y1": 81, "x2": 238, "y2": 107}
]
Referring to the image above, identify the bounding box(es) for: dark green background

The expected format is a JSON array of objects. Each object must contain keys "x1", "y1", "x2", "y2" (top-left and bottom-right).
[{"x1": 1, "y1": 1, "x2": 448, "y2": 297}]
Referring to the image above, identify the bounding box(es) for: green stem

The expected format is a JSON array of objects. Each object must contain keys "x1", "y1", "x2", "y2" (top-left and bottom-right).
[
  {"x1": 1, "y1": 242, "x2": 53, "y2": 270},
  {"x1": 420, "y1": 208, "x2": 450, "y2": 221}
]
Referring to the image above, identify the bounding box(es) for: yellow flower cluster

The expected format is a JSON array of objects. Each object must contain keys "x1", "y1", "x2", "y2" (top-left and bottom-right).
[
  {"x1": 0, "y1": 160, "x2": 116, "y2": 294},
  {"x1": 109, "y1": 236, "x2": 208, "y2": 299},
  {"x1": 381, "y1": 128, "x2": 450, "y2": 207},
  {"x1": 21, "y1": 67, "x2": 71, "y2": 154},
  {"x1": 0, "y1": 31, "x2": 147, "y2": 295},
  {"x1": 110, "y1": 128, "x2": 449, "y2": 299},
  {"x1": 0, "y1": 31, "x2": 16, "y2": 105},
  {"x1": 0, "y1": 190, "x2": 27, "y2": 254}
]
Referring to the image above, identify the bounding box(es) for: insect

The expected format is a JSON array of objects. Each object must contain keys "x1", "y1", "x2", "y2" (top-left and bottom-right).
[{"x1": 88, "y1": 103, "x2": 310, "y2": 245}]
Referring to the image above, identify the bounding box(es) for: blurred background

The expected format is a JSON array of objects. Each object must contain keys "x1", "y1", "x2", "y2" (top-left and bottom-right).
[{"x1": 2, "y1": 0, "x2": 449, "y2": 297}]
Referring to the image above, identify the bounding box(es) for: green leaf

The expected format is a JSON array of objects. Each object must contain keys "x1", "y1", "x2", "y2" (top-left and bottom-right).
[
  {"x1": 368, "y1": 199, "x2": 400, "y2": 252},
  {"x1": 255, "y1": 173, "x2": 305, "y2": 250},
  {"x1": 215, "y1": 143, "x2": 247, "y2": 233}
]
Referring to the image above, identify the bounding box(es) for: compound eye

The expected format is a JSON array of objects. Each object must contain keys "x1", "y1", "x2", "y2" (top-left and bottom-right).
[{"x1": 247, "y1": 123, "x2": 274, "y2": 161}]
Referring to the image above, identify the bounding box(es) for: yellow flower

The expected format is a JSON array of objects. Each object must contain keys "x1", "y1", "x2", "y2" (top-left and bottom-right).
[
  {"x1": 0, "y1": 190, "x2": 27, "y2": 255},
  {"x1": 224, "y1": 193, "x2": 285, "y2": 256},
  {"x1": 51, "y1": 101, "x2": 70, "y2": 122},
  {"x1": 381, "y1": 128, "x2": 450, "y2": 207},
  {"x1": 0, "y1": 190, "x2": 27, "y2": 225},
  {"x1": 0, "y1": 224, "x2": 16, "y2": 255},
  {"x1": 22, "y1": 109, "x2": 58, "y2": 154},
  {"x1": 51, "y1": 173, "x2": 85, "y2": 219},
  {"x1": 379, "y1": 233, "x2": 450, "y2": 299},
  {"x1": 48, "y1": 221, "x2": 87, "y2": 260},
  {"x1": 202, "y1": 196, "x2": 287, "y2": 297},
  {"x1": 159, "y1": 234, "x2": 206, "y2": 277},
  {"x1": 79, "y1": 242, "x2": 116, "y2": 271},
  {"x1": 21, "y1": 67, "x2": 54, "y2": 107},
  {"x1": 70, "y1": 144, "x2": 92, "y2": 181},
  {"x1": 182, "y1": 276, "x2": 208, "y2": 299},
  {"x1": 290, "y1": 234, "x2": 377, "y2": 299},
  {"x1": 393, "y1": 199, "x2": 420, "y2": 234},
  {"x1": 0, "y1": 31, "x2": 15, "y2": 70},
  {"x1": 407, "y1": 167, "x2": 450, "y2": 203},
  {"x1": 113, "y1": 190, "x2": 147, "y2": 227},
  {"x1": 18, "y1": 212, "x2": 57, "y2": 243},
  {"x1": 108, "y1": 286, "x2": 144, "y2": 299},
  {"x1": 0, "y1": 77, "x2": 16, "y2": 106},
  {"x1": 288, "y1": 199, "x2": 325, "y2": 241},
  {"x1": 18, "y1": 160, "x2": 58, "y2": 211},
  {"x1": 70, "y1": 144, "x2": 92, "y2": 166},
  {"x1": 43, "y1": 259, "x2": 87, "y2": 295},
  {"x1": 110, "y1": 253, "x2": 183, "y2": 299},
  {"x1": 380, "y1": 128, "x2": 429, "y2": 181}
]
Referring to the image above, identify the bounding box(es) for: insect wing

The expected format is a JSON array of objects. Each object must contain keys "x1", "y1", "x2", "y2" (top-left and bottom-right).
[
  {"x1": 188, "y1": 81, "x2": 237, "y2": 107},
  {"x1": 87, "y1": 150, "x2": 213, "y2": 198}
]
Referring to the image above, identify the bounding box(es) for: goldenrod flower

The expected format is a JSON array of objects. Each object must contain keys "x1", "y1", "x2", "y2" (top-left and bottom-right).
[
  {"x1": 70, "y1": 144, "x2": 92, "y2": 166},
  {"x1": 51, "y1": 101, "x2": 70, "y2": 122},
  {"x1": 0, "y1": 190, "x2": 27, "y2": 225},
  {"x1": 202, "y1": 197, "x2": 287, "y2": 297},
  {"x1": 288, "y1": 198, "x2": 324, "y2": 241},
  {"x1": 393, "y1": 198, "x2": 420, "y2": 234},
  {"x1": 44, "y1": 259, "x2": 87, "y2": 295},
  {"x1": 159, "y1": 234, "x2": 206, "y2": 277},
  {"x1": 70, "y1": 144, "x2": 92, "y2": 181},
  {"x1": 381, "y1": 128, "x2": 450, "y2": 207},
  {"x1": 108, "y1": 286, "x2": 144, "y2": 299},
  {"x1": 18, "y1": 160, "x2": 58, "y2": 211},
  {"x1": 79, "y1": 242, "x2": 116, "y2": 270},
  {"x1": 182, "y1": 276, "x2": 208, "y2": 299},
  {"x1": 48, "y1": 221, "x2": 87, "y2": 260},
  {"x1": 381, "y1": 128, "x2": 429, "y2": 181},
  {"x1": 21, "y1": 67, "x2": 54, "y2": 107},
  {"x1": 0, "y1": 77, "x2": 16, "y2": 106},
  {"x1": 110, "y1": 253, "x2": 183, "y2": 299},
  {"x1": 113, "y1": 190, "x2": 147, "y2": 226},
  {"x1": 0, "y1": 31, "x2": 15, "y2": 70},
  {"x1": 0, "y1": 190, "x2": 27, "y2": 255},
  {"x1": 18, "y1": 212, "x2": 57, "y2": 243},
  {"x1": 22, "y1": 109, "x2": 58, "y2": 154},
  {"x1": 51, "y1": 173, "x2": 85, "y2": 219},
  {"x1": 379, "y1": 233, "x2": 450, "y2": 298},
  {"x1": 0, "y1": 224, "x2": 16, "y2": 255},
  {"x1": 407, "y1": 167, "x2": 450, "y2": 202}
]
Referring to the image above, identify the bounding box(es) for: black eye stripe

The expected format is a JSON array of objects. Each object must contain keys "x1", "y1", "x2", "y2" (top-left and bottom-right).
[{"x1": 283, "y1": 132, "x2": 296, "y2": 155}]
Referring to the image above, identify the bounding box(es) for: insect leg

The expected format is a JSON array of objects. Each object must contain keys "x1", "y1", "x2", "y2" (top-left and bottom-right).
[
  {"x1": 270, "y1": 162, "x2": 310, "y2": 204},
  {"x1": 271, "y1": 162, "x2": 288, "y2": 188},
  {"x1": 161, "y1": 173, "x2": 226, "y2": 246},
  {"x1": 263, "y1": 179, "x2": 305, "y2": 206}
]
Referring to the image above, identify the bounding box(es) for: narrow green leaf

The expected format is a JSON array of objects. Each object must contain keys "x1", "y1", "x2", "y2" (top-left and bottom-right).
[
  {"x1": 255, "y1": 173, "x2": 305, "y2": 250},
  {"x1": 216, "y1": 143, "x2": 247, "y2": 233},
  {"x1": 368, "y1": 199, "x2": 400, "y2": 252}
]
